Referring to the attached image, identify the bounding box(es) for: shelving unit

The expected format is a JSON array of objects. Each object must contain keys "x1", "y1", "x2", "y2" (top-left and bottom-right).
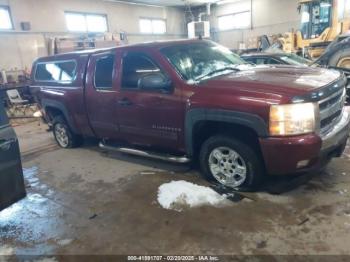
[{"x1": 52, "y1": 34, "x2": 122, "y2": 54}]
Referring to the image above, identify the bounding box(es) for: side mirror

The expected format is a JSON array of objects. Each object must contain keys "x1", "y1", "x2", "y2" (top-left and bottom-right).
[{"x1": 138, "y1": 73, "x2": 172, "y2": 92}]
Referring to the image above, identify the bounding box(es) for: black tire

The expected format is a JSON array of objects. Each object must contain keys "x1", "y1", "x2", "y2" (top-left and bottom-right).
[
  {"x1": 52, "y1": 116, "x2": 83, "y2": 148},
  {"x1": 199, "y1": 135, "x2": 264, "y2": 191},
  {"x1": 329, "y1": 48, "x2": 350, "y2": 69}
]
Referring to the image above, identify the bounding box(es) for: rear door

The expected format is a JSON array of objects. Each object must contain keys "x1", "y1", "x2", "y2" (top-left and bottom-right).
[
  {"x1": 0, "y1": 93, "x2": 26, "y2": 211},
  {"x1": 85, "y1": 50, "x2": 119, "y2": 139}
]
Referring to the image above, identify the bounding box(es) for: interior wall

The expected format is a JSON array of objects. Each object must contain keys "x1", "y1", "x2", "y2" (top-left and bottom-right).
[
  {"x1": 210, "y1": 0, "x2": 300, "y2": 49},
  {"x1": 0, "y1": 33, "x2": 47, "y2": 72},
  {"x1": 0, "y1": 0, "x2": 302, "y2": 70},
  {"x1": 0, "y1": 0, "x2": 186, "y2": 70}
]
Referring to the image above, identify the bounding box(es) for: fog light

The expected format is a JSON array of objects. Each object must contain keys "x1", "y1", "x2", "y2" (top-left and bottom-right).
[{"x1": 297, "y1": 160, "x2": 310, "y2": 169}]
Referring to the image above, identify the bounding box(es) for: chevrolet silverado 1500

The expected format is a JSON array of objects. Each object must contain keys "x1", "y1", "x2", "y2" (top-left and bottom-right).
[{"x1": 30, "y1": 39, "x2": 350, "y2": 190}]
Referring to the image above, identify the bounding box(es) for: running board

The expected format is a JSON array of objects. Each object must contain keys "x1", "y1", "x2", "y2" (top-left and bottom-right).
[{"x1": 99, "y1": 142, "x2": 191, "y2": 164}]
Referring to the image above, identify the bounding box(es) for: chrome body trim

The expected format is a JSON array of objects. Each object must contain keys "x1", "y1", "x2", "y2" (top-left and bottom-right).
[
  {"x1": 99, "y1": 142, "x2": 191, "y2": 164},
  {"x1": 321, "y1": 107, "x2": 350, "y2": 150}
]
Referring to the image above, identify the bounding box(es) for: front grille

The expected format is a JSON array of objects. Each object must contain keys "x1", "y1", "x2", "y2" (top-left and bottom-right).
[
  {"x1": 319, "y1": 91, "x2": 343, "y2": 111},
  {"x1": 319, "y1": 88, "x2": 346, "y2": 135},
  {"x1": 320, "y1": 110, "x2": 342, "y2": 128}
]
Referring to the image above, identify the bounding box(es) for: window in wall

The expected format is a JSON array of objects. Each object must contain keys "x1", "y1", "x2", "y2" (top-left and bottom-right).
[
  {"x1": 338, "y1": 0, "x2": 350, "y2": 20},
  {"x1": 35, "y1": 61, "x2": 77, "y2": 82},
  {"x1": 139, "y1": 18, "x2": 166, "y2": 34},
  {"x1": 65, "y1": 12, "x2": 108, "y2": 32},
  {"x1": 218, "y1": 11, "x2": 251, "y2": 31},
  {"x1": 0, "y1": 6, "x2": 13, "y2": 30},
  {"x1": 94, "y1": 54, "x2": 115, "y2": 89}
]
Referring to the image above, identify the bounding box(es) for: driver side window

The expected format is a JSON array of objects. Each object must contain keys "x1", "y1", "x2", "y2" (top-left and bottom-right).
[{"x1": 121, "y1": 52, "x2": 162, "y2": 89}]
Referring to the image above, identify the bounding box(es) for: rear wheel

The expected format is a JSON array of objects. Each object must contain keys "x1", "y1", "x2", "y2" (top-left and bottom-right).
[
  {"x1": 338, "y1": 57, "x2": 350, "y2": 69},
  {"x1": 53, "y1": 116, "x2": 83, "y2": 148},
  {"x1": 329, "y1": 48, "x2": 350, "y2": 69},
  {"x1": 199, "y1": 136, "x2": 264, "y2": 190}
]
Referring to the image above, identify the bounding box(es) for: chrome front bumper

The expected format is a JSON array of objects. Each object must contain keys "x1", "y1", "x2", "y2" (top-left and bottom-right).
[{"x1": 321, "y1": 107, "x2": 350, "y2": 150}]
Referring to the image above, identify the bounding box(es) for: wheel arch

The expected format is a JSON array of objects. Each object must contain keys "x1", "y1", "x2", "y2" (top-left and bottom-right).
[
  {"x1": 42, "y1": 99, "x2": 78, "y2": 133},
  {"x1": 185, "y1": 109, "x2": 268, "y2": 158}
]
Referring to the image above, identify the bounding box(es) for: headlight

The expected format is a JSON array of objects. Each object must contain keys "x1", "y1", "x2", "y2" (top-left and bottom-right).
[{"x1": 269, "y1": 103, "x2": 316, "y2": 136}]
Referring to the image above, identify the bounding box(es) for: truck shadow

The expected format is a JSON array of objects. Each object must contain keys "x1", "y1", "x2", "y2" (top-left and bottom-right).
[
  {"x1": 260, "y1": 172, "x2": 320, "y2": 194},
  {"x1": 81, "y1": 137, "x2": 322, "y2": 195},
  {"x1": 81, "y1": 137, "x2": 192, "y2": 173}
]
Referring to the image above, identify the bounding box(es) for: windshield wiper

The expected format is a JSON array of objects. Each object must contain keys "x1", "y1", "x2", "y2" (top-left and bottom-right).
[{"x1": 195, "y1": 66, "x2": 240, "y2": 81}]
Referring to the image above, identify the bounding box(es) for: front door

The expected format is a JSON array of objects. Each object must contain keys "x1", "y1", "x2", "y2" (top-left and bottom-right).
[
  {"x1": 85, "y1": 51, "x2": 119, "y2": 139},
  {"x1": 0, "y1": 94, "x2": 26, "y2": 211},
  {"x1": 116, "y1": 50, "x2": 184, "y2": 151}
]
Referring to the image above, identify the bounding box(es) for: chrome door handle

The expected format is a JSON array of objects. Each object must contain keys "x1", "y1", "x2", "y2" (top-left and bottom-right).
[{"x1": 0, "y1": 138, "x2": 16, "y2": 151}]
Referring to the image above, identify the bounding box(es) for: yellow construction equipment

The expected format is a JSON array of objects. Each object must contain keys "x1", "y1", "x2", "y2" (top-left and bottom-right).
[{"x1": 279, "y1": 0, "x2": 350, "y2": 68}]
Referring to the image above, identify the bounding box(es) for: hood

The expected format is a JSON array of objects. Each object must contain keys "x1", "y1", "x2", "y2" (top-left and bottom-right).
[{"x1": 200, "y1": 65, "x2": 342, "y2": 97}]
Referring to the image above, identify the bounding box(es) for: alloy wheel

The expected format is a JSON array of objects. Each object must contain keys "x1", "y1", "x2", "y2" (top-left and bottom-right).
[
  {"x1": 208, "y1": 146, "x2": 247, "y2": 188},
  {"x1": 54, "y1": 123, "x2": 69, "y2": 148}
]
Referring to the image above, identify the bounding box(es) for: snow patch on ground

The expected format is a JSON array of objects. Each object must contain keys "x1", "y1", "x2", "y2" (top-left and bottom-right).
[{"x1": 157, "y1": 180, "x2": 229, "y2": 211}]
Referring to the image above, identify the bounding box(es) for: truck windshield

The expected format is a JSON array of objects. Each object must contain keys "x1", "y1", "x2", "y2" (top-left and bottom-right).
[{"x1": 161, "y1": 42, "x2": 246, "y2": 83}]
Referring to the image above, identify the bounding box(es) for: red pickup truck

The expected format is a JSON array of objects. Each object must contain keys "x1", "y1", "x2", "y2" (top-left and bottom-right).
[{"x1": 31, "y1": 39, "x2": 350, "y2": 190}]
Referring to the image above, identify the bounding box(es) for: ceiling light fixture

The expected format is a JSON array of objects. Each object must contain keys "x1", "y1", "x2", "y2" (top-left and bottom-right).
[
  {"x1": 103, "y1": 0, "x2": 163, "y2": 8},
  {"x1": 216, "y1": 0, "x2": 236, "y2": 5}
]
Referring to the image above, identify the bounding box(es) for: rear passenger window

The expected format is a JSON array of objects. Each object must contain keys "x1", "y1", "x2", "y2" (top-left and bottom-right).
[
  {"x1": 94, "y1": 54, "x2": 115, "y2": 90},
  {"x1": 267, "y1": 58, "x2": 280, "y2": 65},
  {"x1": 35, "y1": 60, "x2": 76, "y2": 82},
  {"x1": 255, "y1": 58, "x2": 280, "y2": 65},
  {"x1": 243, "y1": 58, "x2": 256, "y2": 64},
  {"x1": 255, "y1": 58, "x2": 268, "y2": 65}
]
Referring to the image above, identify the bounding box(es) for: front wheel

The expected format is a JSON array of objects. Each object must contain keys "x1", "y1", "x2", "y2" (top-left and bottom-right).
[{"x1": 199, "y1": 136, "x2": 264, "y2": 190}]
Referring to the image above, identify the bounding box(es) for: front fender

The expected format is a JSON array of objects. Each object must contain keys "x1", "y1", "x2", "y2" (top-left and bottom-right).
[{"x1": 185, "y1": 108, "x2": 269, "y2": 157}]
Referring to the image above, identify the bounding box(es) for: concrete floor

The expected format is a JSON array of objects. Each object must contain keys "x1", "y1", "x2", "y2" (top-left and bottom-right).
[{"x1": 1, "y1": 121, "x2": 350, "y2": 257}]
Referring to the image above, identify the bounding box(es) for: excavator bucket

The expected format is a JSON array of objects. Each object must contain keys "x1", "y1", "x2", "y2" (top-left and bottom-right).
[
  {"x1": 0, "y1": 91, "x2": 26, "y2": 211},
  {"x1": 259, "y1": 35, "x2": 271, "y2": 51}
]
